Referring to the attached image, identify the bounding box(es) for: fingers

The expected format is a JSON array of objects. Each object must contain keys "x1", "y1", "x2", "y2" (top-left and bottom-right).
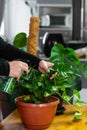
[
  {"x1": 38, "y1": 60, "x2": 54, "y2": 73},
  {"x1": 46, "y1": 62, "x2": 54, "y2": 68},
  {"x1": 38, "y1": 60, "x2": 57, "y2": 80},
  {"x1": 8, "y1": 61, "x2": 28, "y2": 80},
  {"x1": 50, "y1": 72, "x2": 57, "y2": 80},
  {"x1": 38, "y1": 63, "x2": 49, "y2": 73},
  {"x1": 17, "y1": 62, "x2": 28, "y2": 80},
  {"x1": 20, "y1": 62, "x2": 28, "y2": 74},
  {"x1": 38, "y1": 66, "x2": 46, "y2": 73},
  {"x1": 16, "y1": 70, "x2": 23, "y2": 80}
]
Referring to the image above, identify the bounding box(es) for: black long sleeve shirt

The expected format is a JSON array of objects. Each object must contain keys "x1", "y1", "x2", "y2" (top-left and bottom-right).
[{"x1": 0, "y1": 37, "x2": 41, "y2": 76}]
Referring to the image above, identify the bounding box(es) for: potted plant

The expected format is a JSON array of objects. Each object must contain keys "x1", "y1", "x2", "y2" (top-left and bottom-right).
[
  {"x1": 12, "y1": 32, "x2": 83, "y2": 115},
  {"x1": 1, "y1": 34, "x2": 87, "y2": 129}
]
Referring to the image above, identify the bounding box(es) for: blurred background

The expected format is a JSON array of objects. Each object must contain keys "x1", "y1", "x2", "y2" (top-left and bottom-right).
[{"x1": 0, "y1": 0, "x2": 86, "y2": 43}]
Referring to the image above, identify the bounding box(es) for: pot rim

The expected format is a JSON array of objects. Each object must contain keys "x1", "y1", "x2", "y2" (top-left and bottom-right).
[{"x1": 15, "y1": 95, "x2": 60, "y2": 107}]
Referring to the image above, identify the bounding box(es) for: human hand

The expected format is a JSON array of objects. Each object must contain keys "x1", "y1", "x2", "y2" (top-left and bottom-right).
[
  {"x1": 8, "y1": 61, "x2": 28, "y2": 80},
  {"x1": 38, "y1": 60, "x2": 54, "y2": 73},
  {"x1": 38, "y1": 60, "x2": 56, "y2": 79}
]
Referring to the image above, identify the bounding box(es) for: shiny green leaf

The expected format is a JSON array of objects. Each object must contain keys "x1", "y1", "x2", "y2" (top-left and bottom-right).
[{"x1": 13, "y1": 32, "x2": 27, "y2": 48}]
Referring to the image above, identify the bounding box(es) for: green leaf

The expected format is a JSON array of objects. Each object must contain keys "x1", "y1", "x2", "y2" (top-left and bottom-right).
[
  {"x1": 13, "y1": 32, "x2": 27, "y2": 48},
  {"x1": 82, "y1": 61, "x2": 87, "y2": 79},
  {"x1": 72, "y1": 76, "x2": 82, "y2": 91},
  {"x1": 23, "y1": 95, "x2": 31, "y2": 102},
  {"x1": 73, "y1": 89, "x2": 80, "y2": 99},
  {"x1": 49, "y1": 44, "x2": 65, "y2": 63},
  {"x1": 62, "y1": 92, "x2": 72, "y2": 101},
  {"x1": 75, "y1": 100, "x2": 86, "y2": 106},
  {"x1": 74, "y1": 112, "x2": 83, "y2": 120},
  {"x1": 65, "y1": 47, "x2": 80, "y2": 64}
]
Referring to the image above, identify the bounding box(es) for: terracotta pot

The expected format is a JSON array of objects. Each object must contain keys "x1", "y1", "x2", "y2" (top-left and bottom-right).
[{"x1": 15, "y1": 96, "x2": 59, "y2": 130}]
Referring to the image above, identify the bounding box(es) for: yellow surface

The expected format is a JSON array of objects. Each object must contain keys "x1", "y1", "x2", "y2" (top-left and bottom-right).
[
  {"x1": 0, "y1": 105, "x2": 87, "y2": 130},
  {"x1": 47, "y1": 105, "x2": 87, "y2": 130}
]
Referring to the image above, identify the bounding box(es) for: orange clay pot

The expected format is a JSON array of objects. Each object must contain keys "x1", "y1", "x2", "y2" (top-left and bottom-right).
[{"x1": 15, "y1": 96, "x2": 59, "y2": 130}]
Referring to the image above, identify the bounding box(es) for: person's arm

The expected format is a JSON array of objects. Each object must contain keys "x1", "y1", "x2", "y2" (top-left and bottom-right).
[
  {"x1": 0, "y1": 60, "x2": 9, "y2": 76},
  {"x1": 0, "y1": 37, "x2": 41, "y2": 69},
  {"x1": 0, "y1": 37, "x2": 55, "y2": 78}
]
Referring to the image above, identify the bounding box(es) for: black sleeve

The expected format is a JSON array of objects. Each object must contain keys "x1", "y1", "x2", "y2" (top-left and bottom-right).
[
  {"x1": 0, "y1": 60, "x2": 10, "y2": 76},
  {"x1": 0, "y1": 37, "x2": 41, "y2": 68}
]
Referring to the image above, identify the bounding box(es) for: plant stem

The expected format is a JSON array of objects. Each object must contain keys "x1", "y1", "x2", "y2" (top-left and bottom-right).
[{"x1": 57, "y1": 91, "x2": 82, "y2": 113}]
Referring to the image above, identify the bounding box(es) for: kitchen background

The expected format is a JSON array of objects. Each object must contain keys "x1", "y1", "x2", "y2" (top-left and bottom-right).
[
  {"x1": 0, "y1": 0, "x2": 87, "y2": 103},
  {"x1": 0, "y1": 0, "x2": 84, "y2": 42}
]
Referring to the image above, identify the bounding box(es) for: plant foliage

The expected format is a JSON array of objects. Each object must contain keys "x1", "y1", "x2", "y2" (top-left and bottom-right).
[
  {"x1": 13, "y1": 32, "x2": 27, "y2": 48},
  {"x1": 1, "y1": 43, "x2": 87, "y2": 120}
]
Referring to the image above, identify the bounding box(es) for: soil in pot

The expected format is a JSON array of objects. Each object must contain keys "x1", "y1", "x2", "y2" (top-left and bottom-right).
[{"x1": 15, "y1": 96, "x2": 59, "y2": 130}]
